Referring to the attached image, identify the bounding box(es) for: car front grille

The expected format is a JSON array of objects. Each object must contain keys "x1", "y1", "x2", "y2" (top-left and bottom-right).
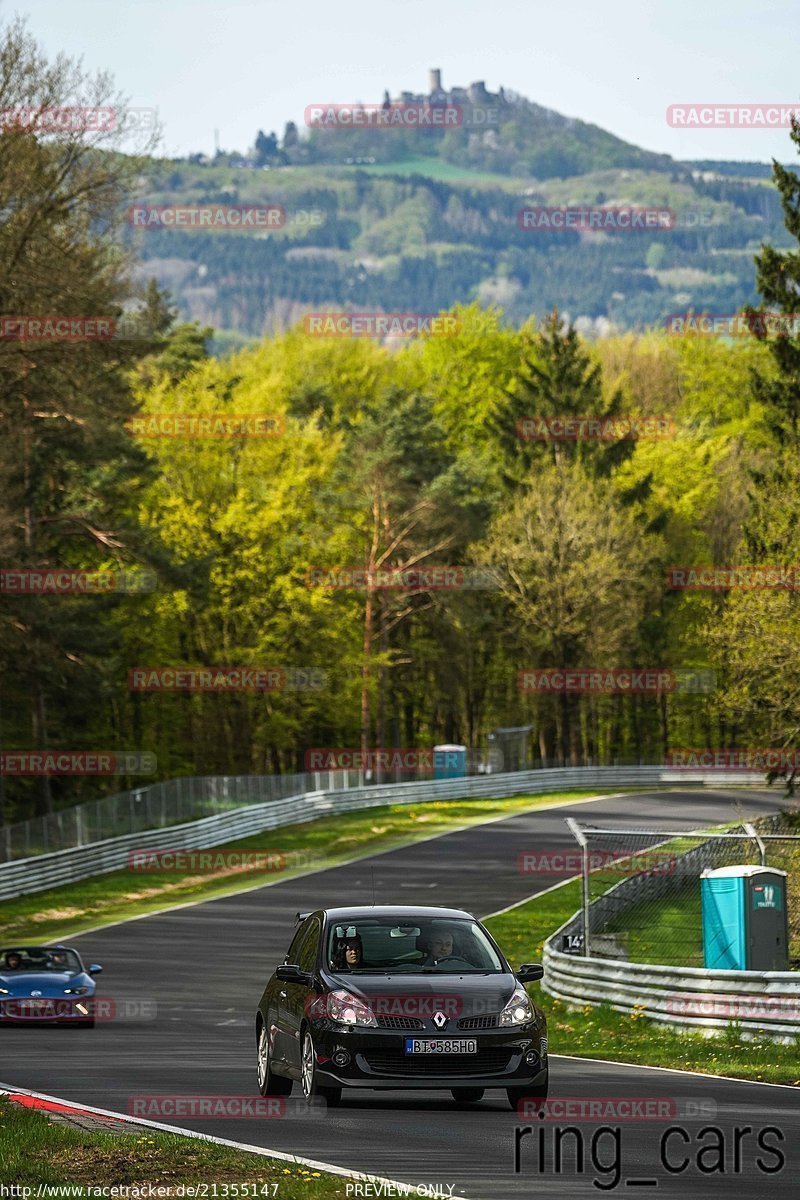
[
  {"x1": 1, "y1": 999, "x2": 58, "y2": 1017},
  {"x1": 375, "y1": 1015, "x2": 425, "y2": 1030},
  {"x1": 362, "y1": 1048, "x2": 514, "y2": 1077},
  {"x1": 457, "y1": 1014, "x2": 498, "y2": 1030}
]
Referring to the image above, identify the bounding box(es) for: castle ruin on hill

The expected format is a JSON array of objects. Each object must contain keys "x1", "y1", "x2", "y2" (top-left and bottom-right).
[{"x1": 390, "y1": 69, "x2": 506, "y2": 109}]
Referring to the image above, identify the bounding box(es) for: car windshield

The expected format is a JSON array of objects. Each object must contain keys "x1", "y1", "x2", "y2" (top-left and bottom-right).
[
  {"x1": 326, "y1": 918, "x2": 504, "y2": 974},
  {"x1": 0, "y1": 947, "x2": 82, "y2": 974}
]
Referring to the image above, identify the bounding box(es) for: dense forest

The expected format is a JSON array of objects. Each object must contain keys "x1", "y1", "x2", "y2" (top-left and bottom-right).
[{"x1": 2, "y1": 20, "x2": 800, "y2": 825}]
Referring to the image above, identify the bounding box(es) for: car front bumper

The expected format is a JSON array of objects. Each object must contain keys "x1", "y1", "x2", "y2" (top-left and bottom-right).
[
  {"x1": 0, "y1": 998, "x2": 94, "y2": 1023},
  {"x1": 309, "y1": 1021, "x2": 548, "y2": 1090}
]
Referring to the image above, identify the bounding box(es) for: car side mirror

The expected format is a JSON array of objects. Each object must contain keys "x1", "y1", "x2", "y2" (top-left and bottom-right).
[
  {"x1": 517, "y1": 963, "x2": 543, "y2": 983},
  {"x1": 88, "y1": 964, "x2": 103, "y2": 975},
  {"x1": 276, "y1": 964, "x2": 311, "y2": 985}
]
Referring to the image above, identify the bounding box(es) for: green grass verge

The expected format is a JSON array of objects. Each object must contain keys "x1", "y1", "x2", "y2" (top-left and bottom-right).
[
  {"x1": 337, "y1": 157, "x2": 526, "y2": 187},
  {"x1": 0, "y1": 790, "x2": 612, "y2": 945},
  {"x1": 485, "y1": 879, "x2": 800, "y2": 1087},
  {"x1": 613, "y1": 886, "x2": 703, "y2": 966},
  {"x1": 0, "y1": 1096, "x2": 347, "y2": 1193},
  {"x1": 604, "y1": 811, "x2": 800, "y2": 965}
]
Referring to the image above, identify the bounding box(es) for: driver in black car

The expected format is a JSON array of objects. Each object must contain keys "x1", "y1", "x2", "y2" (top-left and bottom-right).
[{"x1": 425, "y1": 931, "x2": 454, "y2": 964}]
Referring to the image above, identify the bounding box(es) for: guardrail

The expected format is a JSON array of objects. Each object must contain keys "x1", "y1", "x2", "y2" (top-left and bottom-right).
[
  {"x1": 543, "y1": 933, "x2": 800, "y2": 1038},
  {"x1": 0, "y1": 771, "x2": 324, "y2": 863},
  {"x1": 542, "y1": 811, "x2": 800, "y2": 1038},
  {"x1": 0, "y1": 765, "x2": 770, "y2": 902}
]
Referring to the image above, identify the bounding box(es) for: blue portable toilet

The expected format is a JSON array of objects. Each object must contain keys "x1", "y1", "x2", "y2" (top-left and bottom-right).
[
  {"x1": 433, "y1": 744, "x2": 467, "y2": 779},
  {"x1": 701, "y1": 865, "x2": 789, "y2": 971}
]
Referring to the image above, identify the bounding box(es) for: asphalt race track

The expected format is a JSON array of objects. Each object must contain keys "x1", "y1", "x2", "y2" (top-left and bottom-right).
[{"x1": 2, "y1": 788, "x2": 798, "y2": 1198}]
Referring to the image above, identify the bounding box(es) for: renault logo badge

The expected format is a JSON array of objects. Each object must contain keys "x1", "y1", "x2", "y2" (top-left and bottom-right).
[{"x1": 432, "y1": 1011, "x2": 447, "y2": 1029}]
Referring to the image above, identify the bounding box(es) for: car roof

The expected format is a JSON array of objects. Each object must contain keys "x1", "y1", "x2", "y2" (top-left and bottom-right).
[{"x1": 320, "y1": 906, "x2": 475, "y2": 922}]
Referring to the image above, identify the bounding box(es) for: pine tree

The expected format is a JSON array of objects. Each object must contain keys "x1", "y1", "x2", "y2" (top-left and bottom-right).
[
  {"x1": 746, "y1": 117, "x2": 800, "y2": 444},
  {"x1": 487, "y1": 309, "x2": 633, "y2": 486}
]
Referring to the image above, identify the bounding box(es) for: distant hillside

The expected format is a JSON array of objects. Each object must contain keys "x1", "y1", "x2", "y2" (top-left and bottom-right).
[
  {"x1": 230, "y1": 70, "x2": 676, "y2": 181},
  {"x1": 124, "y1": 73, "x2": 794, "y2": 345}
]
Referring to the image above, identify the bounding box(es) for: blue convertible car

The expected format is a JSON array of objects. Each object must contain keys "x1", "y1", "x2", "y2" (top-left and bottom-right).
[{"x1": 0, "y1": 945, "x2": 103, "y2": 1026}]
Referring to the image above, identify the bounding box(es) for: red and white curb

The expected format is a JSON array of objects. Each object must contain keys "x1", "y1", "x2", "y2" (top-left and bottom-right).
[{"x1": 0, "y1": 1082, "x2": 463, "y2": 1194}]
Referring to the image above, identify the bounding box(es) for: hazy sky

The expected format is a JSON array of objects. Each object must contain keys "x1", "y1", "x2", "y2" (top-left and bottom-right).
[{"x1": 7, "y1": 0, "x2": 800, "y2": 163}]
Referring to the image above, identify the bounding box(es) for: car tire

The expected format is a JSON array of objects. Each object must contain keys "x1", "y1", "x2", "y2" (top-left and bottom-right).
[
  {"x1": 300, "y1": 1029, "x2": 341, "y2": 1106},
  {"x1": 507, "y1": 1073, "x2": 548, "y2": 1112},
  {"x1": 257, "y1": 1019, "x2": 293, "y2": 1097},
  {"x1": 450, "y1": 1088, "x2": 484, "y2": 1104}
]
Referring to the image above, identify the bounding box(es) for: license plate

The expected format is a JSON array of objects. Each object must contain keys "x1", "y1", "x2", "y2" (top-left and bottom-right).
[{"x1": 404, "y1": 1038, "x2": 478, "y2": 1055}]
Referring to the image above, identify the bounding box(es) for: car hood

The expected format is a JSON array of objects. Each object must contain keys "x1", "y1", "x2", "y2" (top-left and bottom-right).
[
  {"x1": 324, "y1": 971, "x2": 521, "y2": 1017},
  {"x1": 0, "y1": 971, "x2": 91, "y2": 996}
]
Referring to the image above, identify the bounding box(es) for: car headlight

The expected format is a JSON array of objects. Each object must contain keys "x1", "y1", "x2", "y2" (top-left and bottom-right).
[
  {"x1": 499, "y1": 985, "x2": 535, "y2": 1027},
  {"x1": 63, "y1": 986, "x2": 89, "y2": 996},
  {"x1": 323, "y1": 990, "x2": 377, "y2": 1027}
]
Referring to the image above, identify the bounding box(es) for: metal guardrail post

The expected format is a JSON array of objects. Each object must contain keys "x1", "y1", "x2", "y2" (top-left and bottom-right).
[
  {"x1": 743, "y1": 821, "x2": 767, "y2": 867},
  {"x1": 565, "y1": 816, "x2": 590, "y2": 957}
]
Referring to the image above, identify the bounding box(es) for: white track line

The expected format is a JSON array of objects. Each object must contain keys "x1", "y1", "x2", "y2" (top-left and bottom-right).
[
  {"x1": 551, "y1": 1054, "x2": 800, "y2": 1091},
  {"x1": 0, "y1": 1082, "x2": 466, "y2": 1194},
  {"x1": 482, "y1": 874, "x2": 582, "y2": 919}
]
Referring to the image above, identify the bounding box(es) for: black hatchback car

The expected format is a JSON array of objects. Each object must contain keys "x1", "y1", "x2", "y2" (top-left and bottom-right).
[{"x1": 255, "y1": 905, "x2": 548, "y2": 1108}]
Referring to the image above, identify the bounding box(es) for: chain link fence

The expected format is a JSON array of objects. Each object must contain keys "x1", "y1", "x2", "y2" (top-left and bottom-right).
[
  {"x1": 565, "y1": 812, "x2": 800, "y2": 967},
  {"x1": 0, "y1": 749, "x2": 673, "y2": 865},
  {"x1": 0, "y1": 772, "x2": 326, "y2": 863}
]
